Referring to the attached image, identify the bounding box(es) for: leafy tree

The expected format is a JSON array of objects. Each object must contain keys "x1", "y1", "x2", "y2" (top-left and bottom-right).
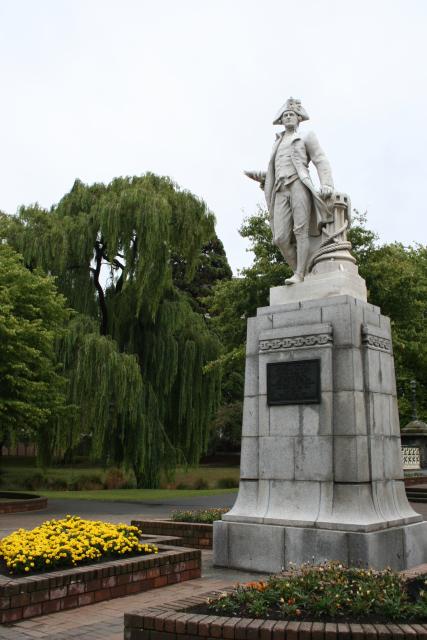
[
  {"x1": 173, "y1": 234, "x2": 232, "y2": 314},
  {"x1": 2, "y1": 174, "x2": 223, "y2": 486},
  {"x1": 0, "y1": 243, "x2": 69, "y2": 462}
]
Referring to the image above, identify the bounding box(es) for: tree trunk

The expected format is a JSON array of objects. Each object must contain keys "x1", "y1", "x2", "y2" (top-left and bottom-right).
[{"x1": 92, "y1": 242, "x2": 108, "y2": 336}]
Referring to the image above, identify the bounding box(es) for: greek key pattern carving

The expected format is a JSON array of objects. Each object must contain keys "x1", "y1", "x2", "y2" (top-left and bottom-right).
[
  {"x1": 259, "y1": 333, "x2": 332, "y2": 352},
  {"x1": 401, "y1": 446, "x2": 420, "y2": 470},
  {"x1": 361, "y1": 328, "x2": 392, "y2": 353}
]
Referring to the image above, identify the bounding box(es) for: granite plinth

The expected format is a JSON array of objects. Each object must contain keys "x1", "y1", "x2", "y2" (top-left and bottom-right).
[
  {"x1": 213, "y1": 295, "x2": 426, "y2": 571},
  {"x1": 213, "y1": 519, "x2": 427, "y2": 572}
]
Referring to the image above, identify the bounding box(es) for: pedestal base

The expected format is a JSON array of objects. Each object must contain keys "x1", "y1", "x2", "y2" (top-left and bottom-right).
[
  {"x1": 214, "y1": 294, "x2": 426, "y2": 572},
  {"x1": 271, "y1": 267, "x2": 367, "y2": 307},
  {"x1": 213, "y1": 519, "x2": 427, "y2": 572}
]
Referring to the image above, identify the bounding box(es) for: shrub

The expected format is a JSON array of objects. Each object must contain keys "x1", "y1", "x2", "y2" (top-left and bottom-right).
[
  {"x1": 207, "y1": 562, "x2": 427, "y2": 622},
  {"x1": 47, "y1": 478, "x2": 68, "y2": 490},
  {"x1": 104, "y1": 467, "x2": 127, "y2": 490},
  {"x1": 171, "y1": 508, "x2": 228, "y2": 524},
  {"x1": 193, "y1": 477, "x2": 209, "y2": 490},
  {"x1": 22, "y1": 473, "x2": 47, "y2": 490},
  {"x1": 68, "y1": 474, "x2": 104, "y2": 491},
  {"x1": 216, "y1": 477, "x2": 239, "y2": 489},
  {"x1": 176, "y1": 482, "x2": 192, "y2": 490},
  {"x1": 0, "y1": 515, "x2": 158, "y2": 575}
]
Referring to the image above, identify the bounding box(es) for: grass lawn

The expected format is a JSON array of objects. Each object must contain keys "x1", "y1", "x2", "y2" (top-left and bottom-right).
[{"x1": 27, "y1": 488, "x2": 237, "y2": 501}]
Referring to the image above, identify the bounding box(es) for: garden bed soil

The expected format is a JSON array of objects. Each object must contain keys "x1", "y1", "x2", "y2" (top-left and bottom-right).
[
  {"x1": 132, "y1": 519, "x2": 213, "y2": 549},
  {"x1": 124, "y1": 580, "x2": 427, "y2": 640},
  {"x1": 0, "y1": 544, "x2": 201, "y2": 623},
  {"x1": 0, "y1": 492, "x2": 47, "y2": 514}
]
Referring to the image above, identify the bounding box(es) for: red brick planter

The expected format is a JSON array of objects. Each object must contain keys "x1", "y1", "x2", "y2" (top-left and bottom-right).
[
  {"x1": 0, "y1": 492, "x2": 47, "y2": 514},
  {"x1": 124, "y1": 589, "x2": 427, "y2": 640},
  {"x1": 132, "y1": 519, "x2": 213, "y2": 550},
  {"x1": 0, "y1": 545, "x2": 201, "y2": 623}
]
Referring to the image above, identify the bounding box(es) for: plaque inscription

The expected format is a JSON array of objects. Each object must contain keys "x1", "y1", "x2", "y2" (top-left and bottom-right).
[{"x1": 267, "y1": 359, "x2": 321, "y2": 405}]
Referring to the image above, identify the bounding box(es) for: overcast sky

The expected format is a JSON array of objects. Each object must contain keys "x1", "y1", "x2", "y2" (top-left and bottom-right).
[{"x1": 1, "y1": 0, "x2": 426, "y2": 272}]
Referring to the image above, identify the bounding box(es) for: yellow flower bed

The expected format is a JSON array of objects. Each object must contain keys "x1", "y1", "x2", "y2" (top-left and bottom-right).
[{"x1": 0, "y1": 515, "x2": 157, "y2": 576}]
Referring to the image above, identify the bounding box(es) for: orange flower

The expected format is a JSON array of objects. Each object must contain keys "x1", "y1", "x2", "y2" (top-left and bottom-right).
[{"x1": 244, "y1": 581, "x2": 267, "y2": 592}]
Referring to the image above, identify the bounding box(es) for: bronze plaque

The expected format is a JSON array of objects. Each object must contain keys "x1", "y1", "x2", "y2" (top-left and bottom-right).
[{"x1": 267, "y1": 359, "x2": 321, "y2": 405}]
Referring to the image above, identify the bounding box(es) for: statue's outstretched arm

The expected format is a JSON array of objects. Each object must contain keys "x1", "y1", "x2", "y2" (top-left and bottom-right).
[{"x1": 244, "y1": 170, "x2": 266, "y2": 190}]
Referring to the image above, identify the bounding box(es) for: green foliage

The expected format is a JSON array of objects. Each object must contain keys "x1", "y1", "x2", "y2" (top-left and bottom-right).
[
  {"x1": 207, "y1": 562, "x2": 427, "y2": 622},
  {"x1": 349, "y1": 212, "x2": 427, "y2": 423},
  {"x1": 173, "y1": 235, "x2": 232, "y2": 314},
  {"x1": 0, "y1": 243, "x2": 69, "y2": 461},
  {"x1": 171, "y1": 507, "x2": 228, "y2": 523},
  {"x1": 216, "y1": 476, "x2": 239, "y2": 488},
  {"x1": 2, "y1": 174, "x2": 224, "y2": 486},
  {"x1": 208, "y1": 401, "x2": 243, "y2": 454}
]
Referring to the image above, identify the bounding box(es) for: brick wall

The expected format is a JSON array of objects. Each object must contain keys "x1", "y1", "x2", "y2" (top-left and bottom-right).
[
  {"x1": 0, "y1": 495, "x2": 47, "y2": 514},
  {"x1": 124, "y1": 588, "x2": 427, "y2": 640},
  {"x1": 0, "y1": 546, "x2": 201, "y2": 623},
  {"x1": 132, "y1": 520, "x2": 213, "y2": 550}
]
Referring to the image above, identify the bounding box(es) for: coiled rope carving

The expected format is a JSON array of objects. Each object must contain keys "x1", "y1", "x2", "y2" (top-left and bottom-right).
[{"x1": 307, "y1": 220, "x2": 352, "y2": 271}]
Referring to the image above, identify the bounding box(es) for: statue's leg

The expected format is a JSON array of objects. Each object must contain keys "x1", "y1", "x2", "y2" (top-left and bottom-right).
[
  {"x1": 272, "y1": 188, "x2": 297, "y2": 270},
  {"x1": 284, "y1": 181, "x2": 312, "y2": 284}
]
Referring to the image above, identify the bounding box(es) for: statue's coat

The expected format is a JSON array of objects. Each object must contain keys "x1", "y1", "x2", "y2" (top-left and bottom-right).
[{"x1": 264, "y1": 130, "x2": 334, "y2": 237}]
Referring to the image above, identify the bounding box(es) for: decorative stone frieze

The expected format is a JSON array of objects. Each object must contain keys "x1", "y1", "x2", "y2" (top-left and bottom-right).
[
  {"x1": 259, "y1": 332, "x2": 332, "y2": 352},
  {"x1": 361, "y1": 324, "x2": 392, "y2": 353}
]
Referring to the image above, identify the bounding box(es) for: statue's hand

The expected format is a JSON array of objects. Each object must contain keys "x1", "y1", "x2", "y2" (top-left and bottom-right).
[{"x1": 320, "y1": 185, "x2": 333, "y2": 200}]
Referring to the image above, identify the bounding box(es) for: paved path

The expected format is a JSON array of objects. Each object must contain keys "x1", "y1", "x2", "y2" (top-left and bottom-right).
[
  {"x1": 0, "y1": 551, "x2": 266, "y2": 640},
  {"x1": 0, "y1": 493, "x2": 238, "y2": 538}
]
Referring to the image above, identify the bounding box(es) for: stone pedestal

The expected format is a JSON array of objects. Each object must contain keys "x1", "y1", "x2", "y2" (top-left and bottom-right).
[{"x1": 213, "y1": 294, "x2": 427, "y2": 571}]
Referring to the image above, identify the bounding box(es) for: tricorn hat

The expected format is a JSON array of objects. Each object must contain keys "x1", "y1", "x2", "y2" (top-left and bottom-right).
[{"x1": 273, "y1": 97, "x2": 309, "y2": 125}]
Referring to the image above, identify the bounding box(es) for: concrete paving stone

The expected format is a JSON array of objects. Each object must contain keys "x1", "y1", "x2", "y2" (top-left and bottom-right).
[{"x1": 0, "y1": 494, "x2": 237, "y2": 540}]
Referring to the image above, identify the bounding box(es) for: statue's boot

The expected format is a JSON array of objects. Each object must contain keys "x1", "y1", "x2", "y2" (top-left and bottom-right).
[{"x1": 285, "y1": 236, "x2": 310, "y2": 285}]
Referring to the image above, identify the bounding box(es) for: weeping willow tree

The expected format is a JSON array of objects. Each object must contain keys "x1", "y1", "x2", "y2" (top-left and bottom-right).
[{"x1": 3, "y1": 174, "x2": 223, "y2": 486}]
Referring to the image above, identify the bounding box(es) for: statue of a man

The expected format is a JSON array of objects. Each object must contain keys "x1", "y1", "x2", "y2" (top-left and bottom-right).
[{"x1": 247, "y1": 98, "x2": 334, "y2": 284}]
